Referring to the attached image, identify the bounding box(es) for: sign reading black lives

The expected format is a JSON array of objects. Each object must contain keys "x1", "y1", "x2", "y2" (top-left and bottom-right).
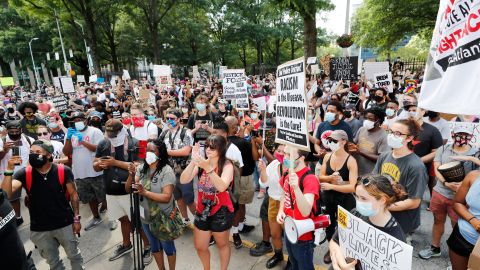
[
  {"x1": 329, "y1": 57, "x2": 358, "y2": 81},
  {"x1": 275, "y1": 57, "x2": 310, "y2": 151}
]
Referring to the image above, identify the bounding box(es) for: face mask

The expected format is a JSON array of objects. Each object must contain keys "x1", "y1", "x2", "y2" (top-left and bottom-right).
[
  {"x1": 122, "y1": 118, "x2": 131, "y2": 125},
  {"x1": 274, "y1": 152, "x2": 284, "y2": 164},
  {"x1": 145, "y1": 152, "x2": 158, "y2": 165},
  {"x1": 250, "y1": 113, "x2": 257, "y2": 120},
  {"x1": 7, "y1": 108, "x2": 14, "y2": 113},
  {"x1": 109, "y1": 129, "x2": 126, "y2": 147},
  {"x1": 355, "y1": 200, "x2": 378, "y2": 217},
  {"x1": 329, "y1": 141, "x2": 340, "y2": 152},
  {"x1": 8, "y1": 133, "x2": 21, "y2": 140},
  {"x1": 167, "y1": 119, "x2": 176, "y2": 128},
  {"x1": 48, "y1": 122, "x2": 59, "y2": 129},
  {"x1": 75, "y1": 122, "x2": 86, "y2": 131},
  {"x1": 29, "y1": 153, "x2": 48, "y2": 168},
  {"x1": 363, "y1": 120, "x2": 376, "y2": 130},
  {"x1": 385, "y1": 108, "x2": 395, "y2": 117},
  {"x1": 325, "y1": 112, "x2": 336, "y2": 123},
  {"x1": 147, "y1": 115, "x2": 155, "y2": 121},
  {"x1": 343, "y1": 111, "x2": 352, "y2": 119},
  {"x1": 283, "y1": 157, "x2": 299, "y2": 169},
  {"x1": 181, "y1": 108, "x2": 188, "y2": 113},
  {"x1": 238, "y1": 111, "x2": 244, "y2": 117},
  {"x1": 132, "y1": 116, "x2": 145, "y2": 127},
  {"x1": 196, "y1": 103, "x2": 206, "y2": 111},
  {"x1": 374, "y1": 95, "x2": 384, "y2": 102},
  {"x1": 387, "y1": 133, "x2": 404, "y2": 149}
]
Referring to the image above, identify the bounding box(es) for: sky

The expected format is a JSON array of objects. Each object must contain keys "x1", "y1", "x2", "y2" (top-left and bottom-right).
[{"x1": 318, "y1": 0, "x2": 364, "y2": 35}]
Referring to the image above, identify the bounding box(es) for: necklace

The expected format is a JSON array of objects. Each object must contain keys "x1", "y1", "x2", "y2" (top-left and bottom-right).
[{"x1": 37, "y1": 165, "x2": 52, "y2": 181}]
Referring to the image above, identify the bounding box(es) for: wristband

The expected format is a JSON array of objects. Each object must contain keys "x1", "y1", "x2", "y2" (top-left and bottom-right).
[
  {"x1": 468, "y1": 217, "x2": 477, "y2": 223},
  {"x1": 73, "y1": 215, "x2": 81, "y2": 223},
  {"x1": 4, "y1": 171, "x2": 14, "y2": 176}
]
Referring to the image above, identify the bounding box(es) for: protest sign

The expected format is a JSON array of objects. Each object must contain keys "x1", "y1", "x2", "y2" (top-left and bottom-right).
[
  {"x1": 51, "y1": 96, "x2": 68, "y2": 112},
  {"x1": 364, "y1": 62, "x2": 389, "y2": 81},
  {"x1": 139, "y1": 87, "x2": 150, "y2": 100},
  {"x1": 219, "y1": 66, "x2": 227, "y2": 79},
  {"x1": 0, "y1": 77, "x2": 15, "y2": 86},
  {"x1": 448, "y1": 122, "x2": 480, "y2": 148},
  {"x1": 307, "y1": 57, "x2": 317, "y2": 64},
  {"x1": 192, "y1": 65, "x2": 200, "y2": 80},
  {"x1": 252, "y1": 96, "x2": 267, "y2": 111},
  {"x1": 153, "y1": 65, "x2": 171, "y2": 77},
  {"x1": 337, "y1": 206, "x2": 413, "y2": 270},
  {"x1": 89, "y1": 75, "x2": 97, "y2": 83},
  {"x1": 53, "y1": 77, "x2": 61, "y2": 88},
  {"x1": 77, "y1": 75, "x2": 85, "y2": 83},
  {"x1": 311, "y1": 64, "x2": 320, "y2": 74},
  {"x1": 60, "y1": 77, "x2": 75, "y2": 93},
  {"x1": 420, "y1": 0, "x2": 480, "y2": 115},
  {"x1": 329, "y1": 57, "x2": 358, "y2": 81},
  {"x1": 346, "y1": 91, "x2": 359, "y2": 106},
  {"x1": 97, "y1": 77, "x2": 105, "y2": 83},
  {"x1": 373, "y1": 72, "x2": 393, "y2": 92},
  {"x1": 222, "y1": 69, "x2": 244, "y2": 100},
  {"x1": 122, "y1": 69, "x2": 130, "y2": 80},
  {"x1": 110, "y1": 75, "x2": 117, "y2": 86},
  {"x1": 275, "y1": 57, "x2": 309, "y2": 151},
  {"x1": 235, "y1": 77, "x2": 249, "y2": 111}
]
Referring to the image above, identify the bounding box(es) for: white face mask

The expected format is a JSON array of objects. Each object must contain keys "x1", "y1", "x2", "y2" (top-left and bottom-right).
[
  {"x1": 385, "y1": 108, "x2": 395, "y2": 117},
  {"x1": 387, "y1": 134, "x2": 404, "y2": 149},
  {"x1": 329, "y1": 141, "x2": 341, "y2": 152},
  {"x1": 181, "y1": 108, "x2": 188, "y2": 113},
  {"x1": 75, "y1": 122, "x2": 86, "y2": 131},
  {"x1": 109, "y1": 128, "x2": 126, "y2": 147},
  {"x1": 363, "y1": 120, "x2": 376, "y2": 130},
  {"x1": 145, "y1": 152, "x2": 158, "y2": 165}
]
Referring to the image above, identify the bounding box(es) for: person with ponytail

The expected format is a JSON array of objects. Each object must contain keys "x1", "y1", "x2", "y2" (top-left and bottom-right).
[
  {"x1": 318, "y1": 130, "x2": 358, "y2": 264},
  {"x1": 329, "y1": 174, "x2": 408, "y2": 270},
  {"x1": 373, "y1": 118, "x2": 428, "y2": 242}
]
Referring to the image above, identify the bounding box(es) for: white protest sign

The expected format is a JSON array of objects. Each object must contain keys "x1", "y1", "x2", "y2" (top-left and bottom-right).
[
  {"x1": 419, "y1": 0, "x2": 480, "y2": 115},
  {"x1": 337, "y1": 206, "x2": 413, "y2": 270},
  {"x1": 192, "y1": 65, "x2": 200, "y2": 80},
  {"x1": 275, "y1": 57, "x2": 310, "y2": 151},
  {"x1": 235, "y1": 75, "x2": 249, "y2": 111},
  {"x1": 153, "y1": 65, "x2": 171, "y2": 77},
  {"x1": 59, "y1": 77, "x2": 75, "y2": 93},
  {"x1": 53, "y1": 77, "x2": 61, "y2": 88},
  {"x1": 219, "y1": 66, "x2": 227, "y2": 79},
  {"x1": 448, "y1": 122, "x2": 480, "y2": 148},
  {"x1": 77, "y1": 75, "x2": 85, "y2": 83},
  {"x1": 110, "y1": 75, "x2": 117, "y2": 86},
  {"x1": 222, "y1": 69, "x2": 243, "y2": 100},
  {"x1": 311, "y1": 64, "x2": 320, "y2": 74},
  {"x1": 89, "y1": 75, "x2": 97, "y2": 83},
  {"x1": 51, "y1": 96, "x2": 68, "y2": 112},
  {"x1": 252, "y1": 96, "x2": 267, "y2": 111},
  {"x1": 364, "y1": 62, "x2": 389, "y2": 81},
  {"x1": 307, "y1": 57, "x2": 317, "y2": 64},
  {"x1": 373, "y1": 72, "x2": 393, "y2": 92},
  {"x1": 122, "y1": 69, "x2": 130, "y2": 80}
]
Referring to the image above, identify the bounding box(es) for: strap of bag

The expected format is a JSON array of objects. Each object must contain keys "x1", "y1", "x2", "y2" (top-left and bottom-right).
[
  {"x1": 26, "y1": 166, "x2": 32, "y2": 193},
  {"x1": 287, "y1": 170, "x2": 312, "y2": 211}
]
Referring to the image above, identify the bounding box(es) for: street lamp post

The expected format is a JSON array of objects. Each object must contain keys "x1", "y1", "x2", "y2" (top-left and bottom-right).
[
  {"x1": 53, "y1": 8, "x2": 70, "y2": 77},
  {"x1": 29, "y1": 37, "x2": 40, "y2": 90},
  {"x1": 74, "y1": 20, "x2": 95, "y2": 75}
]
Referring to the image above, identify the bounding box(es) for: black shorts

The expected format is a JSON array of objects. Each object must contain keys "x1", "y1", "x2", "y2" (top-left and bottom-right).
[
  {"x1": 194, "y1": 206, "x2": 234, "y2": 232},
  {"x1": 447, "y1": 223, "x2": 475, "y2": 258},
  {"x1": 259, "y1": 193, "x2": 269, "y2": 221}
]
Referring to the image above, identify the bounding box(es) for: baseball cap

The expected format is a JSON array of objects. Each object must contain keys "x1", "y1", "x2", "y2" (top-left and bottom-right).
[
  {"x1": 402, "y1": 100, "x2": 418, "y2": 109},
  {"x1": 105, "y1": 119, "x2": 124, "y2": 138},
  {"x1": 70, "y1": 111, "x2": 86, "y2": 120},
  {"x1": 32, "y1": 139, "x2": 54, "y2": 154},
  {"x1": 453, "y1": 124, "x2": 474, "y2": 134},
  {"x1": 6, "y1": 120, "x2": 21, "y2": 130},
  {"x1": 329, "y1": 130, "x2": 348, "y2": 141},
  {"x1": 89, "y1": 111, "x2": 103, "y2": 119}
]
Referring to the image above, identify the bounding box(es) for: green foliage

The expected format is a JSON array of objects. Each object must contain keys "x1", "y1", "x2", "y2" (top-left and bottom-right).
[{"x1": 351, "y1": 0, "x2": 438, "y2": 51}]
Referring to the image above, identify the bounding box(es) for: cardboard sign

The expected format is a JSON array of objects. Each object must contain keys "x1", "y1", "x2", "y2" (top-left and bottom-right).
[
  {"x1": 373, "y1": 72, "x2": 393, "y2": 92},
  {"x1": 222, "y1": 69, "x2": 244, "y2": 100},
  {"x1": 53, "y1": 77, "x2": 61, "y2": 88},
  {"x1": 122, "y1": 69, "x2": 130, "y2": 80},
  {"x1": 89, "y1": 75, "x2": 97, "y2": 83},
  {"x1": 419, "y1": 0, "x2": 480, "y2": 115},
  {"x1": 77, "y1": 75, "x2": 85, "y2": 83},
  {"x1": 60, "y1": 77, "x2": 75, "y2": 93},
  {"x1": 337, "y1": 206, "x2": 413, "y2": 270},
  {"x1": 252, "y1": 96, "x2": 267, "y2": 111},
  {"x1": 329, "y1": 57, "x2": 358, "y2": 81},
  {"x1": 139, "y1": 87, "x2": 150, "y2": 100},
  {"x1": 275, "y1": 57, "x2": 310, "y2": 151},
  {"x1": 364, "y1": 62, "x2": 389, "y2": 81},
  {"x1": 0, "y1": 77, "x2": 15, "y2": 86},
  {"x1": 153, "y1": 65, "x2": 171, "y2": 77},
  {"x1": 51, "y1": 96, "x2": 68, "y2": 112}
]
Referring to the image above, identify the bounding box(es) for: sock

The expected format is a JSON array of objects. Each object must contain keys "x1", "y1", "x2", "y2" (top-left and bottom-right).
[
  {"x1": 431, "y1": 245, "x2": 440, "y2": 252},
  {"x1": 238, "y1": 222, "x2": 245, "y2": 231},
  {"x1": 262, "y1": 240, "x2": 271, "y2": 246},
  {"x1": 231, "y1": 226, "x2": 239, "y2": 234},
  {"x1": 274, "y1": 249, "x2": 283, "y2": 257}
]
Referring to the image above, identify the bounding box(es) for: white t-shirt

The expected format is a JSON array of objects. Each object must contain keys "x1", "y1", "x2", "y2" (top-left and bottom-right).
[
  {"x1": 69, "y1": 126, "x2": 104, "y2": 179},
  {"x1": 424, "y1": 117, "x2": 451, "y2": 140},
  {"x1": 98, "y1": 92, "x2": 115, "y2": 102},
  {"x1": 130, "y1": 121, "x2": 158, "y2": 141},
  {"x1": 226, "y1": 143, "x2": 244, "y2": 168},
  {"x1": 259, "y1": 159, "x2": 283, "y2": 200},
  {"x1": 51, "y1": 140, "x2": 64, "y2": 160},
  {"x1": 0, "y1": 135, "x2": 34, "y2": 181}
]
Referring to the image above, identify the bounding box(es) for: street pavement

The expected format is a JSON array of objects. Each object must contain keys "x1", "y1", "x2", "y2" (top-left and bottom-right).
[{"x1": 19, "y1": 190, "x2": 451, "y2": 270}]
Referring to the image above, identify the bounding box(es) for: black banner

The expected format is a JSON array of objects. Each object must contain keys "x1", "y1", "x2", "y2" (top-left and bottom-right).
[{"x1": 329, "y1": 57, "x2": 358, "y2": 80}]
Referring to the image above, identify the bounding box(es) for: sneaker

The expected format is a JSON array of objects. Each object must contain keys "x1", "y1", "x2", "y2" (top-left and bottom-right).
[
  {"x1": 257, "y1": 189, "x2": 265, "y2": 199},
  {"x1": 182, "y1": 218, "x2": 191, "y2": 227},
  {"x1": 209, "y1": 236, "x2": 216, "y2": 246},
  {"x1": 16, "y1": 217, "x2": 24, "y2": 227},
  {"x1": 109, "y1": 244, "x2": 133, "y2": 261},
  {"x1": 109, "y1": 220, "x2": 118, "y2": 231},
  {"x1": 406, "y1": 234, "x2": 413, "y2": 245},
  {"x1": 419, "y1": 246, "x2": 441, "y2": 259},
  {"x1": 143, "y1": 247, "x2": 153, "y2": 265},
  {"x1": 233, "y1": 233, "x2": 242, "y2": 249},
  {"x1": 84, "y1": 217, "x2": 102, "y2": 231},
  {"x1": 266, "y1": 253, "x2": 284, "y2": 269},
  {"x1": 239, "y1": 224, "x2": 255, "y2": 234},
  {"x1": 99, "y1": 207, "x2": 107, "y2": 214},
  {"x1": 250, "y1": 241, "x2": 272, "y2": 256}
]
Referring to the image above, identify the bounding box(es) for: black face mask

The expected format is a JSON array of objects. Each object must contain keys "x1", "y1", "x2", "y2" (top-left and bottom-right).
[
  {"x1": 7, "y1": 108, "x2": 14, "y2": 113},
  {"x1": 8, "y1": 133, "x2": 21, "y2": 140},
  {"x1": 374, "y1": 95, "x2": 384, "y2": 102},
  {"x1": 425, "y1": 111, "x2": 439, "y2": 118},
  {"x1": 29, "y1": 153, "x2": 49, "y2": 168},
  {"x1": 343, "y1": 111, "x2": 352, "y2": 119},
  {"x1": 90, "y1": 120, "x2": 101, "y2": 127}
]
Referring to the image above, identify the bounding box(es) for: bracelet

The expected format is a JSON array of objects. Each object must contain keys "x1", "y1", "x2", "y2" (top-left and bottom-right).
[
  {"x1": 468, "y1": 216, "x2": 477, "y2": 223},
  {"x1": 4, "y1": 171, "x2": 14, "y2": 176}
]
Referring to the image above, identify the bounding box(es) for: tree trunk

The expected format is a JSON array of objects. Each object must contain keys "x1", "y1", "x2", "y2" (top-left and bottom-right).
[
  {"x1": 241, "y1": 44, "x2": 247, "y2": 70},
  {"x1": 303, "y1": 6, "x2": 317, "y2": 58},
  {"x1": 275, "y1": 38, "x2": 281, "y2": 66},
  {"x1": 151, "y1": 24, "x2": 159, "y2": 64},
  {"x1": 291, "y1": 38, "x2": 295, "y2": 60},
  {"x1": 85, "y1": 6, "x2": 100, "y2": 73}
]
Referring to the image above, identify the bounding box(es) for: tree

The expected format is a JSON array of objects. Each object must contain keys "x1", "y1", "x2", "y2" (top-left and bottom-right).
[{"x1": 351, "y1": 0, "x2": 438, "y2": 51}]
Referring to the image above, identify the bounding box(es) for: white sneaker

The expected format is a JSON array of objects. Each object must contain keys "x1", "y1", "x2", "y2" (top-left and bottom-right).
[
  {"x1": 84, "y1": 217, "x2": 102, "y2": 231},
  {"x1": 109, "y1": 220, "x2": 118, "y2": 231}
]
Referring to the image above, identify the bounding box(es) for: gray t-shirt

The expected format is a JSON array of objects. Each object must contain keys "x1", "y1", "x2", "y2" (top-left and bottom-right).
[
  {"x1": 433, "y1": 144, "x2": 478, "y2": 199},
  {"x1": 136, "y1": 165, "x2": 176, "y2": 224},
  {"x1": 354, "y1": 127, "x2": 389, "y2": 176},
  {"x1": 373, "y1": 151, "x2": 428, "y2": 233}
]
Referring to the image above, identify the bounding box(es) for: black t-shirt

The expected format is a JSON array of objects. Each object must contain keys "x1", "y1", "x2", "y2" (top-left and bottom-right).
[
  {"x1": 0, "y1": 190, "x2": 28, "y2": 270},
  {"x1": 187, "y1": 112, "x2": 218, "y2": 143},
  {"x1": 13, "y1": 164, "x2": 74, "y2": 232},
  {"x1": 21, "y1": 117, "x2": 47, "y2": 140},
  {"x1": 413, "y1": 122, "x2": 443, "y2": 167},
  {"x1": 51, "y1": 129, "x2": 66, "y2": 143},
  {"x1": 228, "y1": 136, "x2": 255, "y2": 176}
]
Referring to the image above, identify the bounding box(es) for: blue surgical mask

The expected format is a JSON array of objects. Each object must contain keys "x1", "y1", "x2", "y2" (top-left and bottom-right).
[
  {"x1": 238, "y1": 111, "x2": 244, "y2": 117},
  {"x1": 147, "y1": 115, "x2": 155, "y2": 121},
  {"x1": 385, "y1": 108, "x2": 395, "y2": 117},
  {"x1": 166, "y1": 119, "x2": 176, "y2": 128},
  {"x1": 355, "y1": 200, "x2": 378, "y2": 217},
  {"x1": 325, "y1": 112, "x2": 336, "y2": 123},
  {"x1": 283, "y1": 157, "x2": 299, "y2": 169},
  {"x1": 387, "y1": 133, "x2": 404, "y2": 149},
  {"x1": 196, "y1": 103, "x2": 206, "y2": 111},
  {"x1": 48, "y1": 122, "x2": 59, "y2": 129},
  {"x1": 250, "y1": 113, "x2": 257, "y2": 120}
]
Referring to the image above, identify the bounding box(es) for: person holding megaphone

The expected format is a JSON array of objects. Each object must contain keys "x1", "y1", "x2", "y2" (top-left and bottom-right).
[
  {"x1": 276, "y1": 146, "x2": 320, "y2": 270},
  {"x1": 328, "y1": 174, "x2": 408, "y2": 270}
]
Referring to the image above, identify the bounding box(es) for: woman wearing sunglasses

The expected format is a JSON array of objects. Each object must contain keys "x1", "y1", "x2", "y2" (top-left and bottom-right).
[
  {"x1": 318, "y1": 129, "x2": 358, "y2": 264},
  {"x1": 180, "y1": 135, "x2": 234, "y2": 270},
  {"x1": 329, "y1": 174, "x2": 407, "y2": 270}
]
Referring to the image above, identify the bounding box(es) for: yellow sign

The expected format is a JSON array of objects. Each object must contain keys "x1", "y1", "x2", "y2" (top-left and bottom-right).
[
  {"x1": 337, "y1": 207, "x2": 348, "y2": 229},
  {"x1": 0, "y1": 77, "x2": 15, "y2": 86}
]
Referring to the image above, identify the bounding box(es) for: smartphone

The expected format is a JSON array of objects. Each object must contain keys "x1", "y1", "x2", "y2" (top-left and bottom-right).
[
  {"x1": 251, "y1": 130, "x2": 259, "y2": 137},
  {"x1": 181, "y1": 118, "x2": 188, "y2": 125},
  {"x1": 100, "y1": 156, "x2": 111, "y2": 160},
  {"x1": 12, "y1": 147, "x2": 20, "y2": 158},
  {"x1": 201, "y1": 120, "x2": 207, "y2": 124},
  {"x1": 12, "y1": 140, "x2": 23, "y2": 146},
  {"x1": 199, "y1": 143, "x2": 206, "y2": 159}
]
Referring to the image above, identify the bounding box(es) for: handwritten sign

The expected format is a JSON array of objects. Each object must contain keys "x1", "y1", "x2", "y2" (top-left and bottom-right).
[
  {"x1": 51, "y1": 96, "x2": 68, "y2": 112},
  {"x1": 329, "y1": 57, "x2": 358, "y2": 81},
  {"x1": 275, "y1": 57, "x2": 309, "y2": 151},
  {"x1": 448, "y1": 122, "x2": 480, "y2": 148},
  {"x1": 60, "y1": 77, "x2": 75, "y2": 93},
  {"x1": 153, "y1": 65, "x2": 171, "y2": 77},
  {"x1": 364, "y1": 62, "x2": 389, "y2": 81},
  {"x1": 337, "y1": 206, "x2": 413, "y2": 270},
  {"x1": 53, "y1": 77, "x2": 61, "y2": 88},
  {"x1": 89, "y1": 75, "x2": 97, "y2": 83},
  {"x1": 252, "y1": 96, "x2": 267, "y2": 111},
  {"x1": 122, "y1": 69, "x2": 130, "y2": 80},
  {"x1": 373, "y1": 72, "x2": 393, "y2": 92}
]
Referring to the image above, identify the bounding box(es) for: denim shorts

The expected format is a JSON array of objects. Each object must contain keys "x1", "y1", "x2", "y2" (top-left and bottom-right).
[{"x1": 142, "y1": 224, "x2": 176, "y2": 256}]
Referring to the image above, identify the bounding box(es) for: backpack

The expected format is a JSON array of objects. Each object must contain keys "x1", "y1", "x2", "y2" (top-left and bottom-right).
[
  {"x1": 193, "y1": 112, "x2": 213, "y2": 123},
  {"x1": 159, "y1": 127, "x2": 189, "y2": 172},
  {"x1": 158, "y1": 127, "x2": 187, "y2": 144},
  {"x1": 227, "y1": 160, "x2": 242, "y2": 205},
  {"x1": 25, "y1": 164, "x2": 69, "y2": 201},
  {"x1": 284, "y1": 169, "x2": 325, "y2": 217}
]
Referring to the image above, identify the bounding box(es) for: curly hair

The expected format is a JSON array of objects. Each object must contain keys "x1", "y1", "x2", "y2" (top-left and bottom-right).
[{"x1": 18, "y1": 102, "x2": 38, "y2": 115}]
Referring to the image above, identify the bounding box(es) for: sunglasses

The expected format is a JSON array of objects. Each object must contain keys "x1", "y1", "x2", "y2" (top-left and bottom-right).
[
  {"x1": 25, "y1": 112, "x2": 34, "y2": 116},
  {"x1": 204, "y1": 143, "x2": 217, "y2": 150},
  {"x1": 166, "y1": 117, "x2": 177, "y2": 120},
  {"x1": 386, "y1": 129, "x2": 409, "y2": 137},
  {"x1": 359, "y1": 177, "x2": 372, "y2": 186},
  {"x1": 37, "y1": 132, "x2": 49, "y2": 136},
  {"x1": 326, "y1": 137, "x2": 338, "y2": 143}
]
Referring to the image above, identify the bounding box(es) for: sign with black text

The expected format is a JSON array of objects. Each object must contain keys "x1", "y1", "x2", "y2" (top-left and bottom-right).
[
  {"x1": 51, "y1": 96, "x2": 68, "y2": 112},
  {"x1": 222, "y1": 69, "x2": 243, "y2": 100},
  {"x1": 373, "y1": 72, "x2": 393, "y2": 92},
  {"x1": 337, "y1": 206, "x2": 413, "y2": 270},
  {"x1": 60, "y1": 77, "x2": 75, "y2": 93},
  {"x1": 329, "y1": 57, "x2": 358, "y2": 81},
  {"x1": 275, "y1": 57, "x2": 310, "y2": 151}
]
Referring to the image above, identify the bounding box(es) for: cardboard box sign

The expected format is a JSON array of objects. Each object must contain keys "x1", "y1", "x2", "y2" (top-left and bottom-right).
[{"x1": 468, "y1": 238, "x2": 480, "y2": 270}]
